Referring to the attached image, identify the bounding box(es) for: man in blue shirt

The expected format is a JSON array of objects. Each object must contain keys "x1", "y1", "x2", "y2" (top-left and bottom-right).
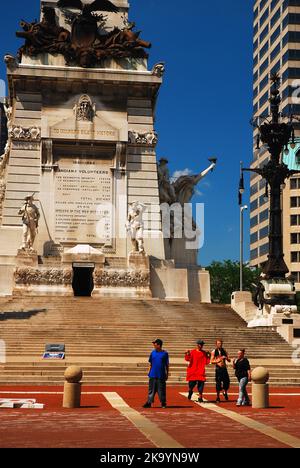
[{"x1": 143, "y1": 339, "x2": 169, "y2": 409}]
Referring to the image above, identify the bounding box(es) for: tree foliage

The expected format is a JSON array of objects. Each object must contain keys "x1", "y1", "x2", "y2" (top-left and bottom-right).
[{"x1": 207, "y1": 260, "x2": 261, "y2": 304}]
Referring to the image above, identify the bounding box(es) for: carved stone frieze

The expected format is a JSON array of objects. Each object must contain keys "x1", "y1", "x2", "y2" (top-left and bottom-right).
[
  {"x1": 9, "y1": 126, "x2": 41, "y2": 142},
  {"x1": 128, "y1": 131, "x2": 158, "y2": 146},
  {"x1": 14, "y1": 267, "x2": 73, "y2": 285},
  {"x1": 16, "y1": 5, "x2": 151, "y2": 69},
  {"x1": 94, "y1": 269, "x2": 150, "y2": 288}
]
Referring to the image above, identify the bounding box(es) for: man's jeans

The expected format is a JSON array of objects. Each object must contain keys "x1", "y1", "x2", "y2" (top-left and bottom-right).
[
  {"x1": 237, "y1": 377, "x2": 250, "y2": 405},
  {"x1": 147, "y1": 378, "x2": 167, "y2": 405}
]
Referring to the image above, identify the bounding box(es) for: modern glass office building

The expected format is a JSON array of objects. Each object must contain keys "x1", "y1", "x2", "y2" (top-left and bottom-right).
[{"x1": 251, "y1": 0, "x2": 300, "y2": 286}]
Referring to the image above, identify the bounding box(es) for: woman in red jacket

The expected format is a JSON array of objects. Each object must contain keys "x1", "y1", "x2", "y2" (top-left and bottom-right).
[{"x1": 185, "y1": 340, "x2": 211, "y2": 403}]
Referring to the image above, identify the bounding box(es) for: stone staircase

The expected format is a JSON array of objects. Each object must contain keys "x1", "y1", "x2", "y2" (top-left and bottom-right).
[{"x1": 0, "y1": 297, "x2": 299, "y2": 386}]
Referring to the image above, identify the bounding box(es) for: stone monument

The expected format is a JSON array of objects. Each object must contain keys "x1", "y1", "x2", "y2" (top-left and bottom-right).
[{"x1": 0, "y1": 0, "x2": 212, "y2": 302}]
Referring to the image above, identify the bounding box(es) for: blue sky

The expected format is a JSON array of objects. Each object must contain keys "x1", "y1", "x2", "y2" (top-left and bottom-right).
[{"x1": 0, "y1": 0, "x2": 254, "y2": 266}]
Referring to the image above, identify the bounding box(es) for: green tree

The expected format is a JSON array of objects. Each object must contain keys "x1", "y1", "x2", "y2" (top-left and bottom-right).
[{"x1": 207, "y1": 260, "x2": 261, "y2": 304}]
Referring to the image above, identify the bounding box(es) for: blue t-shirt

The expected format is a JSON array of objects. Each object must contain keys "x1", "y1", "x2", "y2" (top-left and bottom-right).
[{"x1": 148, "y1": 350, "x2": 169, "y2": 379}]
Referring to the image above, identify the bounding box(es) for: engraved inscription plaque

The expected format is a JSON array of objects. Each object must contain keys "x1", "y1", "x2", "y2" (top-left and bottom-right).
[{"x1": 55, "y1": 157, "x2": 113, "y2": 244}]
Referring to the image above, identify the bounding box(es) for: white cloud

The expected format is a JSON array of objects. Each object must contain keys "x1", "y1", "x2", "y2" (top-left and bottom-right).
[
  {"x1": 172, "y1": 168, "x2": 193, "y2": 179},
  {"x1": 195, "y1": 189, "x2": 204, "y2": 197}
]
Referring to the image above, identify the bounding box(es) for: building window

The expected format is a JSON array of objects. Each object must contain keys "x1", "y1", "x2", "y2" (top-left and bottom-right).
[
  {"x1": 251, "y1": 232, "x2": 258, "y2": 245},
  {"x1": 259, "y1": 91, "x2": 269, "y2": 107},
  {"x1": 271, "y1": 0, "x2": 280, "y2": 9},
  {"x1": 251, "y1": 182, "x2": 259, "y2": 196},
  {"x1": 291, "y1": 252, "x2": 300, "y2": 263},
  {"x1": 259, "y1": 194, "x2": 268, "y2": 207},
  {"x1": 259, "y1": 209, "x2": 269, "y2": 223},
  {"x1": 271, "y1": 25, "x2": 281, "y2": 44},
  {"x1": 260, "y1": 57, "x2": 269, "y2": 75},
  {"x1": 259, "y1": 226, "x2": 269, "y2": 240},
  {"x1": 291, "y1": 272, "x2": 300, "y2": 282},
  {"x1": 260, "y1": 74, "x2": 269, "y2": 92},
  {"x1": 291, "y1": 178, "x2": 300, "y2": 190},
  {"x1": 271, "y1": 43, "x2": 281, "y2": 63},
  {"x1": 291, "y1": 233, "x2": 300, "y2": 244},
  {"x1": 260, "y1": 25, "x2": 269, "y2": 44},
  {"x1": 271, "y1": 60, "x2": 281, "y2": 76},
  {"x1": 251, "y1": 248, "x2": 258, "y2": 261},
  {"x1": 260, "y1": 243, "x2": 269, "y2": 256},
  {"x1": 260, "y1": 41, "x2": 269, "y2": 60},
  {"x1": 260, "y1": 9, "x2": 270, "y2": 28},
  {"x1": 291, "y1": 197, "x2": 300, "y2": 208},
  {"x1": 271, "y1": 8, "x2": 281, "y2": 28},
  {"x1": 259, "y1": 179, "x2": 267, "y2": 191},
  {"x1": 291, "y1": 214, "x2": 300, "y2": 226},
  {"x1": 260, "y1": 0, "x2": 268, "y2": 10},
  {"x1": 251, "y1": 199, "x2": 258, "y2": 211},
  {"x1": 250, "y1": 215, "x2": 258, "y2": 228}
]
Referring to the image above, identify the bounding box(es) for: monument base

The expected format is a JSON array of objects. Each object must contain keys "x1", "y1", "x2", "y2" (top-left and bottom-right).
[
  {"x1": 231, "y1": 291, "x2": 300, "y2": 344},
  {"x1": 150, "y1": 260, "x2": 211, "y2": 303},
  {"x1": 16, "y1": 249, "x2": 38, "y2": 267}
]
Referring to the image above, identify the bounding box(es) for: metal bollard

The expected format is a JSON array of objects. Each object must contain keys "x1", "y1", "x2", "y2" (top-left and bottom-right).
[
  {"x1": 63, "y1": 366, "x2": 83, "y2": 409},
  {"x1": 251, "y1": 366, "x2": 269, "y2": 409}
]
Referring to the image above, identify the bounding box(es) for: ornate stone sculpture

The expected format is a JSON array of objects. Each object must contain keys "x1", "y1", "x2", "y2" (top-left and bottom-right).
[
  {"x1": 18, "y1": 195, "x2": 41, "y2": 251},
  {"x1": 128, "y1": 131, "x2": 158, "y2": 146},
  {"x1": 152, "y1": 62, "x2": 165, "y2": 78},
  {"x1": 0, "y1": 141, "x2": 10, "y2": 170},
  {"x1": 3, "y1": 99, "x2": 13, "y2": 132},
  {"x1": 14, "y1": 267, "x2": 72, "y2": 285},
  {"x1": 157, "y1": 158, "x2": 176, "y2": 205},
  {"x1": 158, "y1": 158, "x2": 217, "y2": 206},
  {"x1": 4, "y1": 54, "x2": 18, "y2": 70},
  {"x1": 16, "y1": 3, "x2": 151, "y2": 69},
  {"x1": 94, "y1": 269, "x2": 150, "y2": 288},
  {"x1": 126, "y1": 201, "x2": 146, "y2": 254},
  {"x1": 74, "y1": 95, "x2": 95, "y2": 121},
  {"x1": 9, "y1": 126, "x2": 41, "y2": 141}
]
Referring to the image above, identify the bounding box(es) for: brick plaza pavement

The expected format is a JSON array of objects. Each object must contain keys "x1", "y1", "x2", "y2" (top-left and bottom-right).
[{"x1": 0, "y1": 385, "x2": 300, "y2": 448}]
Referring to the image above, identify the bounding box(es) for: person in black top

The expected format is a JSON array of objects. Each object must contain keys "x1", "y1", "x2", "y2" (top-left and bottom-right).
[
  {"x1": 233, "y1": 349, "x2": 251, "y2": 407},
  {"x1": 211, "y1": 339, "x2": 231, "y2": 403}
]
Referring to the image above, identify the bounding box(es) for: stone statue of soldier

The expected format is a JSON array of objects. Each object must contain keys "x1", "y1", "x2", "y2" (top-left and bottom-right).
[
  {"x1": 126, "y1": 201, "x2": 146, "y2": 254},
  {"x1": 157, "y1": 158, "x2": 176, "y2": 205},
  {"x1": 18, "y1": 195, "x2": 40, "y2": 251}
]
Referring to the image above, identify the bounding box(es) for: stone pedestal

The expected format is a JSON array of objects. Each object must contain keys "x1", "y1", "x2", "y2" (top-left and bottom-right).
[
  {"x1": 128, "y1": 252, "x2": 150, "y2": 271},
  {"x1": 16, "y1": 249, "x2": 38, "y2": 267},
  {"x1": 231, "y1": 291, "x2": 258, "y2": 322}
]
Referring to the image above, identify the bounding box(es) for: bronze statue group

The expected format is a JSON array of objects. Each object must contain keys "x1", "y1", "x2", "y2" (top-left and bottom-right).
[{"x1": 143, "y1": 339, "x2": 251, "y2": 409}]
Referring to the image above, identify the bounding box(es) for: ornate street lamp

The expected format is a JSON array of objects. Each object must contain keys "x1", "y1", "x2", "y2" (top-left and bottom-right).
[{"x1": 243, "y1": 73, "x2": 299, "y2": 312}]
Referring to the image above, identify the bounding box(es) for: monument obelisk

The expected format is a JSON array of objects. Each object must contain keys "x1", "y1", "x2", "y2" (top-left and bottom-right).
[{"x1": 0, "y1": 0, "x2": 211, "y2": 302}]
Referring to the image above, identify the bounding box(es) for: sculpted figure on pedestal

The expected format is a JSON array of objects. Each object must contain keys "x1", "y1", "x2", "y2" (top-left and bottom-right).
[
  {"x1": 18, "y1": 195, "x2": 40, "y2": 251},
  {"x1": 126, "y1": 201, "x2": 146, "y2": 254}
]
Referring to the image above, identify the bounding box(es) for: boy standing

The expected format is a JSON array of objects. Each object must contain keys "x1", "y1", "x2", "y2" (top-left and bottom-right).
[{"x1": 143, "y1": 339, "x2": 169, "y2": 409}]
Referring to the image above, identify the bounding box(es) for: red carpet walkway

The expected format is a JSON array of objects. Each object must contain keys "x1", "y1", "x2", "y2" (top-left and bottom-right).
[{"x1": 0, "y1": 385, "x2": 300, "y2": 448}]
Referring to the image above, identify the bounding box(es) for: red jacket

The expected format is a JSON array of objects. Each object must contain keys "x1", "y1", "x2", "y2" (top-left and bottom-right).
[{"x1": 185, "y1": 349, "x2": 210, "y2": 381}]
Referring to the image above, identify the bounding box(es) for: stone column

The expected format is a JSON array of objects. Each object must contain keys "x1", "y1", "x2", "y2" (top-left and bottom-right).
[{"x1": 251, "y1": 366, "x2": 269, "y2": 409}]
